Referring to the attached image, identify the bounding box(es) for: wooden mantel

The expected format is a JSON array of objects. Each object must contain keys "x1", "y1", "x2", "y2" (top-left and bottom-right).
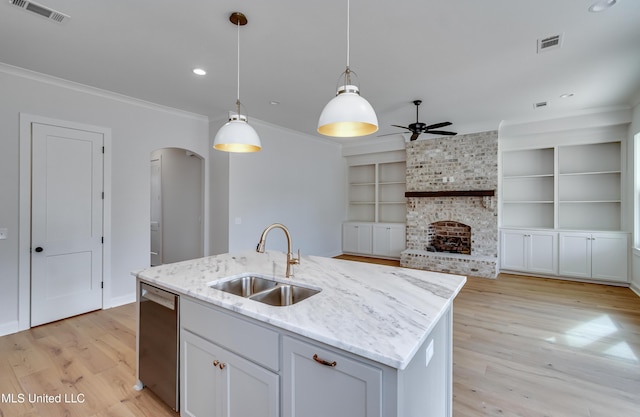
[{"x1": 405, "y1": 190, "x2": 495, "y2": 198}]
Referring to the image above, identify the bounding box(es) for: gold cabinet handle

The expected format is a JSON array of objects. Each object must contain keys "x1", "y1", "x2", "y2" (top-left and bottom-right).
[
  {"x1": 219, "y1": 362, "x2": 226, "y2": 370},
  {"x1": 213, "y1": 360, "x2": 220, "y2": 367},
  {"x1": 313, "y1": 354, "x2": 336, "y2": 367}
]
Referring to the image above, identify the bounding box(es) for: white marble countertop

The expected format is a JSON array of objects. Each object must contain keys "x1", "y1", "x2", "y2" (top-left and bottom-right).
[{"x1": 136, "y1": 250, "x2": 466, "y2": 370}]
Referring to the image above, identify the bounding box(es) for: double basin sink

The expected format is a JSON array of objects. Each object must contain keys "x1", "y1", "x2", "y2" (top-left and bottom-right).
[{"x1": 210, "y1": 273, "x2": 320, "y2": 306}]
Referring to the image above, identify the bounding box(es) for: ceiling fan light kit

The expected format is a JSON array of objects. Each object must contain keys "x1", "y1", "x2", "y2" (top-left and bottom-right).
[
  {"x1": 317, "y1": 0, "x2": 378, "y2": 138},
  {"x1": 213, "y1": 12, "x2": 262, "y2": 153}
]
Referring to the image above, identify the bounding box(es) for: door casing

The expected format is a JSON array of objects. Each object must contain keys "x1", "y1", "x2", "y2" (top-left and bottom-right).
[{"x1": 18, "y1": 113, "x2": 112, "y2": 332}]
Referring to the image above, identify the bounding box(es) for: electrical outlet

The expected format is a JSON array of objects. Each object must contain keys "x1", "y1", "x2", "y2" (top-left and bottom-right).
[
  {"x1": 0, "y1": 228, "x2": 7, "y2": 240},
  {"x1": 442, "y1": 177, "x2": 448, "y2": 183}
]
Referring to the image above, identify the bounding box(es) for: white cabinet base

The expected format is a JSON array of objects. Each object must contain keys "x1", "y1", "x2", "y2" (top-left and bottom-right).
[
  {"x1": 343, "y1": 222, "x2": 405, "y2": 259},
  {"x1": 500, "y1": 229, "x2": 629, "y2": 284}
]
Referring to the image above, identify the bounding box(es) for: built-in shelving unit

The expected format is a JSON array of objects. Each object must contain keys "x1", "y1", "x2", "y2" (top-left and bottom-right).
[
  {"x1": 502, "y1": 148, "x2": 555, "y2": 229},
  {"x1": 348, "y1": 161, "x2": 406, "y2": 223},
  {"x1": 557, "y1": 142, "x2": 621, "y2": 231},
  {"x1": 501, "y1": 142, "x2": 622, "y2": 231}
]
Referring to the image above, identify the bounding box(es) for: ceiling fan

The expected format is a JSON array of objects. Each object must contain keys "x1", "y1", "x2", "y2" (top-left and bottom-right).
[{"x1": 391, "y1": 100, "x2": 457, "y2": 141}]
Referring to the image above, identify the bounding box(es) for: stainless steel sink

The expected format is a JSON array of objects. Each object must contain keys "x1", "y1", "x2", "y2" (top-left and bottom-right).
[
  {"x1": 210, "y1": 275, "x2": 279, "y2": 297},
  {"x1": 249, "y1": 284, "x2": 320, "y2": 306},
  {"x1": 210, "y1": 274, "x2": 320, "y2": 306}
]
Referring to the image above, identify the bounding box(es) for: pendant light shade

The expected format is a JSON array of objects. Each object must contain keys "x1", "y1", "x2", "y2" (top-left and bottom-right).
[
  {"x1": 214, "y1": 12, "x2": 261, "y2": 153},
  {"x1": 318, "y1": 0, "x2": 378, "y2": 137},
  {"x1": 213, "y1": 113, "x2": 261, "y2": 152},
  {"x1": 318, "y1": 84, "x2": 378, "y2": 137}
]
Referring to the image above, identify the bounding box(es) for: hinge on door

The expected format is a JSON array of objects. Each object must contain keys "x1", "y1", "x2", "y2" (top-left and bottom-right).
[
  {"x1": 101, "y1": 237, "x2": 104, "y2": 244},
  {"x1": 102, "y1": 192, "x2": 104, "y2": 199},
  {"x1": 102, "y1": 146, "x2": 105, "y2": 153},
  {"x1": 101, "y1": 282, "x2": 104, "y2": 289}
]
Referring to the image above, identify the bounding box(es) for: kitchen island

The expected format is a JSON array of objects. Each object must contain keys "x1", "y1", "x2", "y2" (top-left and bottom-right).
[{"x1": 136, "y1": 250, "x2": 466, "y2": 417}]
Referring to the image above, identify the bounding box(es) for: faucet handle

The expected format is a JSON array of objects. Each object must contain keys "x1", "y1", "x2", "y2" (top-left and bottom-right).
[{"x1": 290, "y1": 249, "x2": 301, "y2": 265}]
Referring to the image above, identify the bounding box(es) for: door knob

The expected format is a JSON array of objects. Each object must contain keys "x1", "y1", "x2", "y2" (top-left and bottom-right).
[{"x1": 35, "y1": 247, "x2": 44, "y2": 253}]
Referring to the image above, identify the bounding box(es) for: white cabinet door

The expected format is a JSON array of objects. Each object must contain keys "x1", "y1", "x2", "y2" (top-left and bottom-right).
[
  {"x1": 528, "y1": 232, "x2": 558, "y2": 275},
  {"x1": 282, "y1": 336, "x2": 383, "y2": 417},
  {"x1": 181, "y1": 330, "x2": 220, "y2": 417},
  {"x1": 181, "y1": 330, "x2": 279, "y2": 417},
  {"x1": 372, "y1": 224, "x2": 405, "y2": 258},
  {"x1": 559, "y1": 232, "x2": 628, "y2": 282},
  {"x1": 591, "y1": 233, "x2": 628, "y2": 282},
  {"x1": 343, "y1": 223, "x2": 373, "y2": 255},
  {"x1": 500, "y1": 230, "x2": 557, "y2": 274},
  {"x1": 500, "y1": 231, "x2": 527, "y2": 271},
  {"x1": 559, "y1": 232, "x2": 591, "y2": 278}
]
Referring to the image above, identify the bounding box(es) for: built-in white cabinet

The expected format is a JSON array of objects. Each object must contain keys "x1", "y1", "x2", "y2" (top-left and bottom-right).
[
  {"x1": 181, "y1": 330, "x2": 279, "y2": 417},
  {"x1": 343, "y1": 222, "x2": 405, "y2": 259},
  {"x1": 558, "y1": 232, "x2": 628, "y2": 282},
  {"x1": 500, "y1": 230, "x2": 557, "y2": 275},
  {"x1": 282, "y1": 336, "x2": 383, "y2": 417},
  {"x1": 372, "y1": 224, "x2": 406, "y2": 258},
  {"x1": 500, "y1": 139, "x2": 630, "y2": 283},
  {"x1": 343, "y1": 222, "x2": 373, "y2": 254},
  {"x1": 344, "y1": 160, "x2": 406, "y2": 258}
]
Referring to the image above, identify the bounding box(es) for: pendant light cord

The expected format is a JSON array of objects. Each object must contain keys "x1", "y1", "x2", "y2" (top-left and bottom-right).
[
  {"x1": 235, "y1": 18, "x2": 241, "y2": 115},
  {"x1": 346, "y1": 0, "x2": 350, "y2": 69},
  {"x1": 345, "y1": 0, "x2": 351, "y2": 85}
]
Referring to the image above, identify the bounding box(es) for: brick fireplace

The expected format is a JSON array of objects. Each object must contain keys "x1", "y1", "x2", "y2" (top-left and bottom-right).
[{"x1": 400, "y1": 130, "x2": 498, "y2": 278}]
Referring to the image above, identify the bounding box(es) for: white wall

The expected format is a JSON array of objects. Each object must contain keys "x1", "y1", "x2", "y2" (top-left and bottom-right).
[
  {"x1": 0, "y1": 64, "x2": 210, "y2": 335},
  {"x1": 224, "y1": 120, "x2": 345, "y2": 258}
]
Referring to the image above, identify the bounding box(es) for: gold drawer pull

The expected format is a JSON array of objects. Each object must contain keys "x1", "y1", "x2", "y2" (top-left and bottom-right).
[
  {"x1": 213, "y1": 360, "x2": 220, "y2": 367},
  {"x1": 219, "y1": 362, "x2": 226, "y2": 370},
  {"x1": 313, "y1": 354, "x2": 337, "y2": 367}
]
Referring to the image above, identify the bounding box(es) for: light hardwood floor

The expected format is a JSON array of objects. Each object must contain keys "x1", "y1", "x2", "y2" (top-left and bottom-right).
[{"x1": 1, "y1": 258, "x2": 638, "y2": 417}]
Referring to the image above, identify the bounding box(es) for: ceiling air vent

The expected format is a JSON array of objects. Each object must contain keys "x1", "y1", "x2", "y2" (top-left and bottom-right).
[
  {"x1": 9, "y1": 0, "x2": 69, "y2": 23},
  {"x1": 537, "y1": 34, "x2": 562, "y2": 53},
  {"x1": 533, "y1": 101, "x2": 548, "y2": 109}
]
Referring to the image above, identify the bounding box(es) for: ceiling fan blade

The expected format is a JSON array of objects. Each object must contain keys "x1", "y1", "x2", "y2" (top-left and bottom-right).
[
  {"x1": 426, "y1": 130, "x2": 457, "y2": 136},
  {"x1": 391, "y1": 124, "x2": 411, "y2": 131},
  {"x1": 410, "y1": 132, "x2": 420, "y2": 141},
  {"x1": 425, "y1": 121, "x2": 452, "y2": 130}
]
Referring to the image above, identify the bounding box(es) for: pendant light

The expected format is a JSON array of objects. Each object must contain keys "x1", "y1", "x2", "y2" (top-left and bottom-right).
[
  {"x1": 318, "y1": 0, "x2": 378, "y2": 137},
  {"x1": 213, "y1": 12, "x2": 261, "y2": 153}
]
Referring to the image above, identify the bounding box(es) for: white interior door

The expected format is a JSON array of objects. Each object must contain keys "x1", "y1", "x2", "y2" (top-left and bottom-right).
[{"x1": 31, "y1": 123, "x2": 104, "y2": 327}]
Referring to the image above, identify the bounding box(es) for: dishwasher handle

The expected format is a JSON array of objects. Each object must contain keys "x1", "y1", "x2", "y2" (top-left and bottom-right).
[{"x1": 141, "y1": 285, "x2": 176, "y2": 310}]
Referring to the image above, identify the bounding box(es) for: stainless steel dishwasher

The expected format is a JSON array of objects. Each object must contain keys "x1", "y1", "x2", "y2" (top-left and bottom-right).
[{"x1": 138, "y1": 282, "x2": 179, "y2": 411}]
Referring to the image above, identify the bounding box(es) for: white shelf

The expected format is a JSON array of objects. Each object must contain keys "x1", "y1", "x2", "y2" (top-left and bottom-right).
[
  {"x1": 501, "y1": 141, "x2": 623, "y2": 232},
  {"x1": 348, "y1": 161, "x2": 406, "y2": 223}
]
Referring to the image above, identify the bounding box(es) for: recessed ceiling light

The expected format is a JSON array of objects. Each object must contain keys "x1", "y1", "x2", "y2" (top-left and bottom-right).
[
  {"x1": 193, "y1": 68, "x2": 206, "y2": 76},
  {"x1": 589, "y1": 0, "x2": 616, "y2": 12},
  {"x1": 269, "y1": 101, "x2": 280, "y2": 106},
  {"x1": 560, "y1": 93, "x2": 574, "y2": 99}
]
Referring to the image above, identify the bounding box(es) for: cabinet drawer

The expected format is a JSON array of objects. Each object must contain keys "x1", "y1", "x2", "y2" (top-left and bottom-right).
[
  {"x1": 181, "y1": 298, "x2": 280, "y2": 371},
  {"x1": 282, "y1": 336, "x2": 383, "y2": 417}
]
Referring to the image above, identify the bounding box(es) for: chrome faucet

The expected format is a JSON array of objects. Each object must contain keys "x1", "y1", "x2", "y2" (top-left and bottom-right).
[{"x1": 256, "y1": 223, "x2": 300, "y2": 278}]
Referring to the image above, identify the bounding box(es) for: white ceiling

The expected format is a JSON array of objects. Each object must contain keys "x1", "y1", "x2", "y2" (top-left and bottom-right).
[{"x1": 2, "y1": 0, "x2": 640, "y2": 142}]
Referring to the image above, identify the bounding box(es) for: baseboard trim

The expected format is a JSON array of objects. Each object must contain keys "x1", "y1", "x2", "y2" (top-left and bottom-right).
[
  {"x1": 106, "y1": 293, "x2": 136, "y2": 309},
  {"x1": 0, "y1": 320, "x2": 20, "y2": 337},
  {"x1": 630, "y1": 282, "x2": 640, "y2": 298}
]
